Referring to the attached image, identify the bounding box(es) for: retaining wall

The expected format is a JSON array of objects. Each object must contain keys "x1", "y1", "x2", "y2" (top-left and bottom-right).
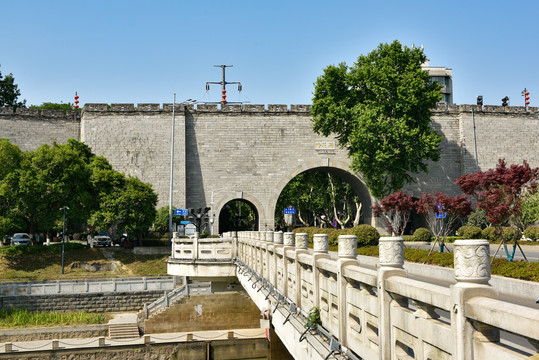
[
  {"x1": 0, "y1": 324, "x2": 108, "y2": 343},
  {"x1": 0, "y1": 291, "x2": 163, "y2": 313}
]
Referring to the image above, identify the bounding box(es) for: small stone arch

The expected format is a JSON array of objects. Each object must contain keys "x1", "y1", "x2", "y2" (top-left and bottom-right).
[
  {"x1": 213, "y1": 193, "x2": 265, "y2": 235},
  {"x1": 268, "y1": 158, "x2": 376, "y2": 228}
]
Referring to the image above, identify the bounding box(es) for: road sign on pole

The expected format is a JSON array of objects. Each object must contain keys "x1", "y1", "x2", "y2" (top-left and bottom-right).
[
  {"x1": 175, "y1": 209, "x2": 189, "y2": 216},
  {"x1": 435, "y1": 203, "x2": 446, "y2": 218},
  {"x1": 284, "y1": 207, "x2": 296, "y2": 215}
]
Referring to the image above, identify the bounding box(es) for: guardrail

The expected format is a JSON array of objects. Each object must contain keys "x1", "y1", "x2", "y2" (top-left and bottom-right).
[
  {"x1": 0, "y1": 276, "x2": 180, "y2": 296},
  {"x1": 234, "y1": 231, "x2": 539, "y2": 360},
  {"x1": 172, "y1": 237, "x2": 233, "y2": 261}
]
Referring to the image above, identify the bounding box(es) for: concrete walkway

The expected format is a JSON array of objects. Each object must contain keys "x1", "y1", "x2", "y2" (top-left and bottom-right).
[{"x1": 0, "y1": 328, "x2": 267, "y2": 354}]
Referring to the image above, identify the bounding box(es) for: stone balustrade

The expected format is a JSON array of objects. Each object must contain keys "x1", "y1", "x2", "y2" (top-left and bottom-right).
[{"x1": 233, "y1": 230, "x2": 539, "y2": 360}]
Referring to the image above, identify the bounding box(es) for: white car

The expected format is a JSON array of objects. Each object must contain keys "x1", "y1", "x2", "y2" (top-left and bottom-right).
[
  {"x1": 93, "y1": 232, "x2": 112, "y2": 247},
  {"x1": 11, "y1": 233, "x2": 32, "y2": 246}
]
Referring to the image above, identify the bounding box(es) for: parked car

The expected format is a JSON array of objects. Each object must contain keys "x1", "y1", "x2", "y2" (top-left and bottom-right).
[
  {"x1": 11, "y1": 233, "x2": 32, "y2": 246},
  {"x1": 93, "y1": 232, "x2": 112, "y2": 247}
]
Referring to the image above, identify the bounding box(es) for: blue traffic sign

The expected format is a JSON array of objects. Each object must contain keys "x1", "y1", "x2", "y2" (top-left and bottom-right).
[
  {"x1": 284, "y1": 207, "x2": 296, "y2": 215},
  {"x1": 435, "y1": 203, "x2": 446, "y2": 218},
  {"x1": 175, "y1": 208, "x2": 189, "y2": 216},
  {"x1": 180, "y1": 220, "x2": 191, "y2": 225}
]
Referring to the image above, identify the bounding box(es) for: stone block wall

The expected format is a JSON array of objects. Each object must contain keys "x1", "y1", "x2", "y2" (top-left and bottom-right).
[
  {"x1": 144, "y1": 292, "x2": 261, "y2": 334},
  {"x1": 0, "y1": 109, "x2": 80, "y2": 152},
  {"x1": 0, "y1": 290, "x2": 163, "y2": 313},
  {"x1": 2, "y1": 103, "x2": 538, "y2": 231}
]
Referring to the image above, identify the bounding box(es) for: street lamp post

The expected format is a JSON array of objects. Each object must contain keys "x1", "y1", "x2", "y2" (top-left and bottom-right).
[{"x1": 59, "y1": 206, "x2": 69, "y2": 274}]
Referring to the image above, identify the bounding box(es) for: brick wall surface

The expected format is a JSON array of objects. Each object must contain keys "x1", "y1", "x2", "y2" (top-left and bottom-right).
[{"x1": 2, "y1": 104, "x2": 538, "y2": 231}]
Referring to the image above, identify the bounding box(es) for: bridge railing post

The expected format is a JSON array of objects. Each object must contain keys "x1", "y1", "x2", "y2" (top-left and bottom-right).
[
  {"x1": 337, "y1": 234, "x2": 359, "y2": 348},
  {"x1": 295, "y1": 233, "x2": 309, "y2": 308},
  {"x1": 313, "y1": 234, "x2": 330, "y2": 312},
  {"x1": 273, "y1": 231, "x2": 283, "y2": 286},
  {"x1": 266, "y1": 231, "x2": 274, "y2": 282},
  {"x1": 378, "y1": 236, "x2": 406, "y2": 360},
  {"x1": 450, "y1": 239, "x2": 496, "y2": 360},
  {"x1": 282, "y1": 232, "x2": 295, "y2": 299}
]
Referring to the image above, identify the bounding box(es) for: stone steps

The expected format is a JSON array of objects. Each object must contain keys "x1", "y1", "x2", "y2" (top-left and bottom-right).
[{"x1": 108, "y1": 323, "x2": 140, "y2": 339}]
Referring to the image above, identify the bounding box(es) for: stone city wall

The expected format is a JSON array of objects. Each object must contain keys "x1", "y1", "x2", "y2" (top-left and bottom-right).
[
  {"x1": 0, "y1": 290, "x2": 163, "y2": 313},
  {"x1": 0, "y1": 107, "x2": 80, "y2": 152},
  {"x1": 1, "y1": 103, "x2": 538, "y2": 229}
]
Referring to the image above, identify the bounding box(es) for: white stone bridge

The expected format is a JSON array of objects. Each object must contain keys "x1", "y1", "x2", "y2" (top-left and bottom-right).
[{"x1": 168, "y1": 232, "x2": 539, "y2": 360}]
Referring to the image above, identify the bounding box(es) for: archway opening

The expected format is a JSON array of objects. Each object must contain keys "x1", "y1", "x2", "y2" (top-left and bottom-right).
[
  {"x1": 274, "y1": 167, "x2": 372, "y2": 231},
  {"x1": 218, "y1": 199, "x2": 259, "y2": 233}
]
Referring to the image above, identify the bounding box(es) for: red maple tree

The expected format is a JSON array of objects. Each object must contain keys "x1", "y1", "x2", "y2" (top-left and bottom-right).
[
  {"x1": 371, "y1": 190, "x2": 414, "y2": 236},
  {"x1": 455, "y1": 159, "x2": 539, "y2": 261},
  {"x1": 415, "y1": 192, "x2": 473, "y2": 253}
]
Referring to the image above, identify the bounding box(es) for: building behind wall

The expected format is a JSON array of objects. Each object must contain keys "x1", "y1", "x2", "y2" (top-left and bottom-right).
[{"x1": 423, "y1": 61, "x2": 453, "y2": 104}]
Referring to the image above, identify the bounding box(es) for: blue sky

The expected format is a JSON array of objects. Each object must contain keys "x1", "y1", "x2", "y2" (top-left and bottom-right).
[{"x1": 1, "y1": 1, "x2": 538, "y2": 108}]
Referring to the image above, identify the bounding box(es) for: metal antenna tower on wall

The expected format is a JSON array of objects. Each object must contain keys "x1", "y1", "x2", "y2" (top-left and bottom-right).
[{"x1": 205, "y1": 65, "x2": 243, "y2": 105}]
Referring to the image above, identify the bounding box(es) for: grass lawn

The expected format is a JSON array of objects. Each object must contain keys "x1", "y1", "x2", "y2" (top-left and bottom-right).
[
  {"x1": 0, "y1": 243, "x2": 169, "y2": 282},
  {"x1": 0, "y1": 308, "x2": 110, "y2": 329}
]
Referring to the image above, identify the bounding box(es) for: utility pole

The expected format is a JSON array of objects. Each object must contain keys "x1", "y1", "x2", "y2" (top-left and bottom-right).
[{"x1": 206, "y1": 65, "x2": 242, "y2": 105}]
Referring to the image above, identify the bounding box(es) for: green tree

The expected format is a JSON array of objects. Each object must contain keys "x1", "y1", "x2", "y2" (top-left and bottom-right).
[
  {"x1": 154, "y1": 206, "x2": 183, "y2": 234},
  {"x1": 0, "y1": 68, "x2": 25, "y2": 109},
  {"x1": 115, "y1": 177, "x2": 158, "y2": 244},
  {"x1": 14, "y1": 142, "x2": 92, "y2": 235},
  {"x1": 311, "y1": 40, "x2": 443, "y2": 199},
  {"x1": 275, "y1": 171, "x2": 363, "y2": 229},
  {"x1": 0, "y1": 139, "x2": 26, "y2": 238}
]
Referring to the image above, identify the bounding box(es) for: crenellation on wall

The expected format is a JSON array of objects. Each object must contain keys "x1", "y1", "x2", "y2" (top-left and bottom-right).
[
  {"x1": 137, "y1": 103, "x2": 160, "y2": 111},
  {"x1": 40, "y1": 109, "x2": 67, "y2": 118},
  {"x1": 110, "y1": 103, "x2": 135, "y2": 112},
  {"x1": 243, "y1": 104, "x2": 266, "y2": 112},
  {"x1": 221, "y1": 104, "x2": 243, "y2": 112},
  {"x1": 196, "y1": 104, "x2": 219, "y2": 112},
  {"x1": 16, "y1": 107, "x2": 39, "y2": 116},
  {"x1": 290, "y1": 104, "x2": 311, "y2": 112},
  {"x1": 84, "y1": 103, "x2": 110, "y2": 112},
  {"x1": 267, "y1": 104, "x2": 288, "y2": 112}
]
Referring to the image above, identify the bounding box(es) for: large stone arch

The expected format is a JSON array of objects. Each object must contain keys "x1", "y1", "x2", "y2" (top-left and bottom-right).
[
  {"x1": 268, "y1": 159, "x2": 376, "y2": 228},
  {"x1": 212, "y1": 192, "x2": 266, "y2": 235}
]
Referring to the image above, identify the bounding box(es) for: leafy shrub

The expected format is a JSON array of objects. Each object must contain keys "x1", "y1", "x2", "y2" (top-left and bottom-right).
[
  {"x1": 466, "y1": 208, "x2": 488, "y2": 228},
  {"x1": 413, "y1": 228, "x2": 432, "y2": 242},
  {"x1": 343, "y1": 225, "x2": 380, "y2": 247},
  {"x1": 491, "y1": 258, "x2": 539, "y2": 282},
  {"x1": 480, "y1": 227, "x2": 522, "y2": 242},
  {"x1": 502, "y1": 227, "x2": 522, "y2": 242},
  {"x1": 481, "y1": 227, "x2": 498, "y2": 241},
  {"x1": 457, "y1": 226, "x2": 482, "y2": 239},
  {"x1": 293, "y1": 225, "x2": 379, "y2": 247},
  {"x1": 402, "y1": 235, "x2": 414, "y2": 242},
  {"x1": 524, "y1": 226, "x2": 539, "y2": 241},
  {"x1": 445, "y1": 236, "x2": 463, "y2": 243}
]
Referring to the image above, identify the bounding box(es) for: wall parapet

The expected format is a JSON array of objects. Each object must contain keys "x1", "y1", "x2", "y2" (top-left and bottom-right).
[
  {"x1": 0, "y1": 276, "x2": 179, "y2": 296},
  {"x1": 78, "y1": 102, "x2": 539, "y2": 116},
  {"x1": 232, "y1": 230, "x2": 539, "y2": 360},
  {"x1": 0, "y1": 107, "x2": 81, "y2": 121}
]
